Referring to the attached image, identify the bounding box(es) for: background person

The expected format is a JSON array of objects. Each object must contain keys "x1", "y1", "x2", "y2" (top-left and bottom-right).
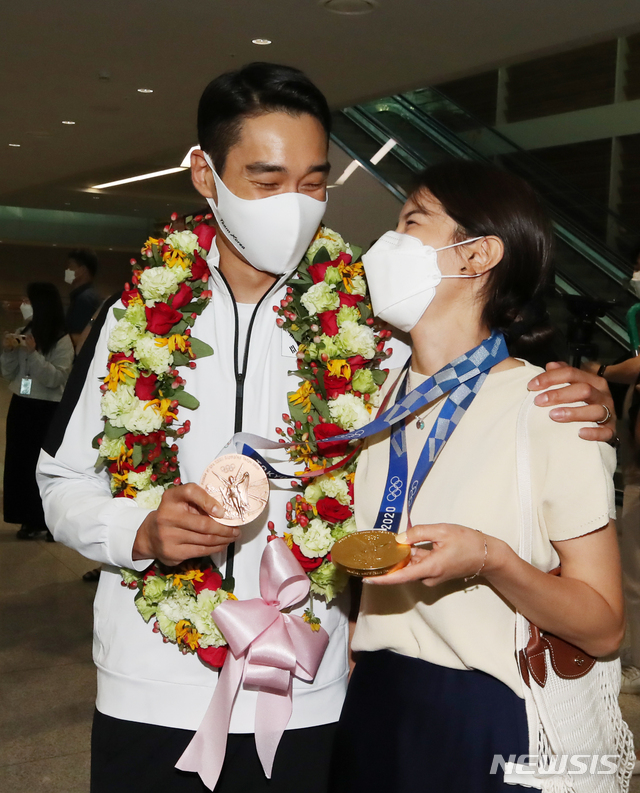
[
  {"x1": 65, "y1": 248, "x2": 102, "y2": 350},
  {"x1": 1, "y1": 283, "x2": 74, "y2": 540},
  {"x1": 332, "y1": 162, "x2": 624, "y2": 792}
]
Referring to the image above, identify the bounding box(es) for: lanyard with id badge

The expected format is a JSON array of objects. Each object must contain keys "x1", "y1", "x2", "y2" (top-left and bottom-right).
[{"x1": 328, "y1": 331, "x2": 509, "y2": 576}]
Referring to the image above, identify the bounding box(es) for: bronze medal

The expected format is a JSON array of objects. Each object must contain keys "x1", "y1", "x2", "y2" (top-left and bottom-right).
[
  {"x1": 331, "y1": 529, "x2": 411, "y2": 577},
  {"x1": 200, "y1": 454, "x2": 270, "y2": 526}
]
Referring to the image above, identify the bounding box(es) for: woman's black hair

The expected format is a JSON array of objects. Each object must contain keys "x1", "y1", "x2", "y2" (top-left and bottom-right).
[
  {"x1": 197, "y1": 62, "x2": 332, "y2": 174},
  {"x1": 25, "y1": 282, "x2": 67, "y2": 355},
  {"x1": 409, "y1": 160, "x2": 556, "y2": 361}
]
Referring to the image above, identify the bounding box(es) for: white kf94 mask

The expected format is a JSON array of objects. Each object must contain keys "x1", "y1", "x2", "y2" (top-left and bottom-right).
[
  {"x1": 362, "y1": 230, "x2": 483, "y2": 333},
  {"x1": 202, "y1": 152, "x2": 327, "y2": 277}
]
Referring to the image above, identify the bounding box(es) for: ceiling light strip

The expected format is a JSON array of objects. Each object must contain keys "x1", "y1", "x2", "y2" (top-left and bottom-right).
[{"x1": 91, "y1": 167, "x2": 187, "y2": 190}]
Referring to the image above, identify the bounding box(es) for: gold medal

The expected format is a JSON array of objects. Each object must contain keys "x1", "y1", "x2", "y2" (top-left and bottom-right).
[
  {"x1": 200, "y1": 454, "x2": 270, "y2": 526},
  {"x1": 331, "y1": 530, "x2": 411, "y2": 577}
]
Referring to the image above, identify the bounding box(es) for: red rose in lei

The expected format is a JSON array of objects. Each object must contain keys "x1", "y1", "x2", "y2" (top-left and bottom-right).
[
  {"x1": 197, "y1": 645, "x2": 228, "y2": 669},
  {"x1": 135, "y1": 372, "x2": 158, "y2": 401},
  {"x1": 193, "y1": 568, "x2": 223, "y2": 594},
  {"x1": 335, "y1": 252, "x2": 352, "y2": 266},
  {"x1": 314, "y1": 422, "x2": 350, "y2": 458},
  {"x1": 316, "y1": 497, "x2": 352, "y2": 523},
  {"x1": 289, "y1": 541, "x2": 324, "y2": 572},
  {"x1": 318, "y1": 310, "x2": 339, "y2": 337},
  {"x1": 193, "y1": 223, "x2": 216, "y2": 253},
  {"x1": 122, "y1": 287, "x2": 141, "y2": 307},
  {"x1": 338, "y1": 291, "x2": 363, "y2": 308},
  {"x1": 145, "y1": 302, "x2": 183, "y2": 335},
  {"x1": 308, "y1": 261, "x2": 331, "y2": 284},
  {"x1": 323, "y1": 373, "x2": 349, "y2": 399},
  {"x1": 347, "y1": 355, "x2": 367, "y2": 372},
  {"x1": 190, "y1": 251, "x2": 210, "y2": 282},
  {"x1": 109, "y1": 352, "x2": 135, "y2": 365},
  {"x1": 168, "y1": 282, "x2": 193, "y2": 310}
]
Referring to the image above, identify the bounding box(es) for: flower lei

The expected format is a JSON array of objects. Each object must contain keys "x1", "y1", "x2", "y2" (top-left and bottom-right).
[
  {"x1": 101, "y1": 220, "x2": 389, "y2": 665},
  {"x1": 270, "y1": 227, "x2": 391, "y2": 628}
]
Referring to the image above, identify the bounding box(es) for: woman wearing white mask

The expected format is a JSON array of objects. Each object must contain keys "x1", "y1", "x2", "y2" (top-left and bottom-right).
[
  {"x1": 2, "y1": 283, "x2": 74, "y2": 540},
  {"x1": 330, "y1": 162, "x2": 626, "y2": 792}
]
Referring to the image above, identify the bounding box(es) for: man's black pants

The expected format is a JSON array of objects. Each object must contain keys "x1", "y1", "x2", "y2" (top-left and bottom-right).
[{"x1": 91, "y1": 710, "x2": 337, "y2": 793}]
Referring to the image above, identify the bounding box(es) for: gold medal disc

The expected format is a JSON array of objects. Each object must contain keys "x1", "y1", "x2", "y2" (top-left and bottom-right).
[
  {"x1": 200, "y1": 454, "x2": 270, "y2": 526},
  {"x1": 331, "y1": 530, "x2": 411, "y2": 577}
]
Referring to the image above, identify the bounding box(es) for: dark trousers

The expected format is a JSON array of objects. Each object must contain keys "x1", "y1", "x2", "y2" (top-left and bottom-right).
[
  {"x1": 330, "y1": 650, "x2": 529, "y2": 793},
  {"x1": 3, "y1": 394, "x2": 58, "y2": 527},
  {"x1": 91, "y1": 710, "x2": 337, "y2": 793}
]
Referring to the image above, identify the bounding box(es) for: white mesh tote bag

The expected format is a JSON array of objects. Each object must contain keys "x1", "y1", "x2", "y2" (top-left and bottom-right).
[{"x1": 508, "y1": 392, "x2": 635, "y2": 792}]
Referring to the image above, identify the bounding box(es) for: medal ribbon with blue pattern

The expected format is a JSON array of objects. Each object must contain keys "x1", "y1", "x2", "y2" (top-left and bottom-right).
[{"x1": 369, "y1": 331, "x2": 509, "y2": 532}]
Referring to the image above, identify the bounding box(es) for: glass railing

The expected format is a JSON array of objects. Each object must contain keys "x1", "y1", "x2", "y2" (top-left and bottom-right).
[{"x1": 331, "y1": 92, "x2": 638, "y2": 360}]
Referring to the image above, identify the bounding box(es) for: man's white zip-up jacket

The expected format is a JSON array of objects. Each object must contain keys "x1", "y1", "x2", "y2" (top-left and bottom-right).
[{"x1": 37, "y1": 244, "x2": 411, "y2": 733}]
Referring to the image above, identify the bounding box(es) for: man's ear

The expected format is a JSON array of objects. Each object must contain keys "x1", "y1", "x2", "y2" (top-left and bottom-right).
[
  {"x1": 191, "y1": 149, "x2": 217, "y2": 201},
  {"x1": 464, "y1": 236, "x2": 503, "y2": 276}
]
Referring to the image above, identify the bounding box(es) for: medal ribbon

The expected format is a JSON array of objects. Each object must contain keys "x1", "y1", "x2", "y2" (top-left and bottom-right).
[
  {"x1": 373, "y1": 331, "x2": 508, "y2": 532},
  {"x1": 216, "y1": 332, "x2": 507, "y2": 492}
]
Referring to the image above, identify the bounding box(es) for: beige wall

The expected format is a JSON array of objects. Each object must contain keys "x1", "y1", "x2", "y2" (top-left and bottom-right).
[{"x1": 323, "y1": 142, "x2": 403, "y2": 251}]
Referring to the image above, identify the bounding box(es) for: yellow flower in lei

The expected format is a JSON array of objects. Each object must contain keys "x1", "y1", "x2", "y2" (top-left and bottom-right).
[
  {"x1": 170, "y1": 570, "x2": 205, "y2": 589},
  {"x1": 155, "y1": 334, "x2": 190, "y2": 354},
  {"x1": 115, "y1": 445, "x2": 133, "y2": 472},
  {"x1": 326, "y1": 359, "x2": 351, "y2": 380},
  {"x1": 104, "y1": 360, "x2": 137, "y2": 392},
  {"x1": 290, "y1": 380, "x2": 314, "y2": 413},
  {"x1": 111, "y1": 471, "x2": 137, "y2": 499},
  {"x1": 144, "y1": 398, "x2": 178, "y2": 421},
  {"x1": 339, "y1": 258, "x2": 365, "y2": 293},
  {"x1": 175, "y1": 620, "x2": 202, "y2": 651},
  {"x1": 141, "y1": 237, "x2": 163, "y2": 255},
  {"x1": 163, "y1": 249, "x2": 190, "y2": 270}
]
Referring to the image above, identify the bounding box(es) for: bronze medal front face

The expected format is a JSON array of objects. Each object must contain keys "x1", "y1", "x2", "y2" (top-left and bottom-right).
[
  {"x1": 200, "y1": 454, "x2": 270, "y2": 526},
  {"x1": 331, "y1": 529, "x2": 411, "y2": 577}
]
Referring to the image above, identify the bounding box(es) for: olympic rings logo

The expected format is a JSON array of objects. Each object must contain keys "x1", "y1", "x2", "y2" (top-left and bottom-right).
[{"x1": 386, "y1": 476, "x2": 403, "y2": 501}]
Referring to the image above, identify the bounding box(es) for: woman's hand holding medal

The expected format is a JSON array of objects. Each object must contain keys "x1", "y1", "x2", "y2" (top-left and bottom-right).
[
  {"x1": 364, "y1": 523, "x2": 500, "y2": 588},
  {"x1": 132, "y1": 484, "x2": 240, "y2": 566}
]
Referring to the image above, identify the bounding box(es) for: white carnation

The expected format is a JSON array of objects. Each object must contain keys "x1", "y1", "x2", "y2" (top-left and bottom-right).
[
  {"x1": 336, "y1": 320, "x2": 376, "y2": 359},
  {"x1": 101, "y1": 385, "x2": 137, "y2": 424},
  {"x1": 191, "y1": 589, "x2": 228, "y2": 648},
  {"x1": 122, "y1": 401, "x2": 164, "y2": 434},
  {"x1": 300, "y1": 282, "x2": 340, "y2": 316},
  {"x1": 305, "y1": 228, "x2": 348, "y2": 263},
  {"x1": 108, "y1": 318, "x2": 143, "y2": 353},
  {"x1": 165, "y1": 230, "x2": 201, "y2": 256},
  {"x1": 139, "y1": 266, "x2": 181, "y2": 301},
  {"x1": 134, "y1": 335, "x2": 173, "y2": 375},
  {"x1": 156, "y1": 589, "x2": 192, "y2": 624},
  {"x1": 328, "y1": 393, "x2": 371, "y2": 431},
  {"x1": 135, "y1": 484, "x2": 166, "y2": 510},
  {"x1": 317, "y1": 473, "x2": 350, "y2": 505},
  {"x1": 98, "y1": 436, "x2": 127, "y2": 459},
  {"x1": 128, "y1": 466, "x2": 153, "y2": 491},
  {"x1": 124, "y1": 302, "x2": 147, "y2": 331},
  {"x1": 350, "y1": 275, "x2": 367, "y2": 296},
  {"x1": 293, "y1": 518, "x2": 333, "y2": 558}
]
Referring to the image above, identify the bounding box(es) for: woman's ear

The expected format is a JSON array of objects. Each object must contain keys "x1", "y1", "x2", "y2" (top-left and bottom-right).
[
  {"x1": 191, "y1": 150, "x2": 217, "y2": 201},
  {"x1": 463, "y1": 236, "x2": 503, "y2": 275}
]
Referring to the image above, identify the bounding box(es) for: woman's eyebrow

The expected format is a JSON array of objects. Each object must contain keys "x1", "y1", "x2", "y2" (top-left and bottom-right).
[{"x1": 402, "y1": 208, "x2": 429, "y2": 221}]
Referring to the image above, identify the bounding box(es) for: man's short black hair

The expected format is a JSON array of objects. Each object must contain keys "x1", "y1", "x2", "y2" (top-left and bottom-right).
[
  {"x1": 68, "y1": 248, "x2": 98, "y2": 278},
  {"x1": 197, "y1": 62, "x2": 332, "y2": 174}
]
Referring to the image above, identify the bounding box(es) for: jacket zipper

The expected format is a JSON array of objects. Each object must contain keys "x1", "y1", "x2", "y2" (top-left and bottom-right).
[{"x1": 216, "y1": 270, "x2": 280, "y2": 582}]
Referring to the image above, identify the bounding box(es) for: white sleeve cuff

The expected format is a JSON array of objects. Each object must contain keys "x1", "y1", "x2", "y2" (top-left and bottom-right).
[{"x1": 103, "y1": 498, "x2": 155, "y2": 570}]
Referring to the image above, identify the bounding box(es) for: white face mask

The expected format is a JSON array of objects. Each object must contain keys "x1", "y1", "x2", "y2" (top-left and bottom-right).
[
  {"x1": 64, "y1": 268, "x2": 76, "y2": 285},
  {"x1": 20, "y1": 302, "x2": 33, "y2": 321},
  {"x1": 362, "y1": 230, "x2": 483, "y2": 333},
  {"x1": 202, "y1": 152, "x2": 327, "y2": 277}
]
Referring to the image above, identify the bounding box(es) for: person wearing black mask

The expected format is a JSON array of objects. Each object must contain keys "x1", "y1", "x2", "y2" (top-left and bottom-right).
[{"x1": 1, "y1": 283, "x2": 74, "y2": 539}]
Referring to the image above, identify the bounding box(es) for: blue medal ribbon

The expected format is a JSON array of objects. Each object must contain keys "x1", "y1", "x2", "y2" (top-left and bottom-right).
[{"x1": 370, "y1": 331, "x2": 508, "y2": 532}]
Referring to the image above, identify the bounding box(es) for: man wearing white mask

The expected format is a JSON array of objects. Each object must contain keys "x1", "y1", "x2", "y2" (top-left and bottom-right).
[
  {"x1": 65, "y1": 248, "x2": 102, "y2": 349},
  {"x1": 37, "y1": 63, "x2": 617, "y2": 793}
]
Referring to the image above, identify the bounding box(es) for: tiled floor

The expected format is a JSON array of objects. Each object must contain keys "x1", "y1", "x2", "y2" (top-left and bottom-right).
[{"x1": 1, "y1": 370, "x2": 640, "y2": 791}]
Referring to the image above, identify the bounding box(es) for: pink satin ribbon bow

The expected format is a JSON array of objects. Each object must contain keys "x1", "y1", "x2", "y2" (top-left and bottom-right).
[{"x1": 176, "y1": 538, "x2": 330, "y2": 790}]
